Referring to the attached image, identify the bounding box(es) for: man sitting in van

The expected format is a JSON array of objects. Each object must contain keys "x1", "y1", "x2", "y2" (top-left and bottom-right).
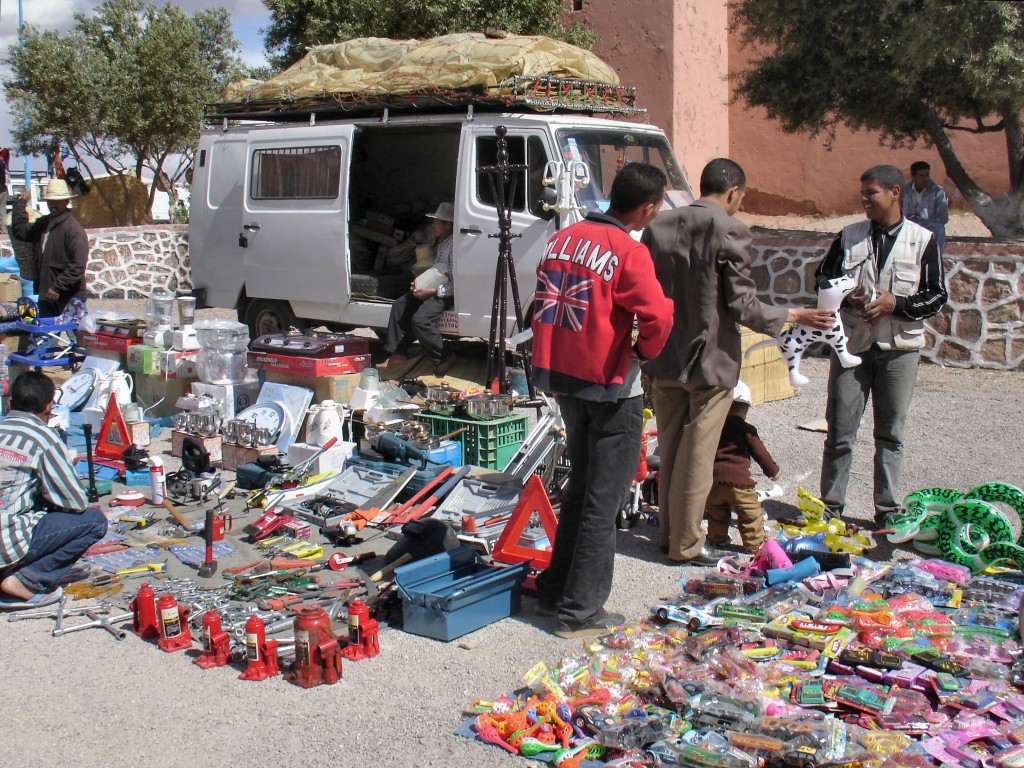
[{"x1": 380, "y1": 202, "x2": 457, "y2": 375}]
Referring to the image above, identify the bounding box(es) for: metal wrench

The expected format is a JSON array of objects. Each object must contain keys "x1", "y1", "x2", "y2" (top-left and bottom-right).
[{"x1": 51, "y1": 606, "x2": 133, "y2": 640}]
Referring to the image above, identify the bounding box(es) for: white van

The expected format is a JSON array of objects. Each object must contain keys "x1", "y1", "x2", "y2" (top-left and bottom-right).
[{"x1": 189, "y1": 110, "x2": 691, "y2": 339}]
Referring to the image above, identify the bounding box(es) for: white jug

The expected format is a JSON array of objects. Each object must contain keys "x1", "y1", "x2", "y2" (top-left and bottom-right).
[
  {"x1": 108, "y1": 371, "x2": 134, "y2": 408},
  {"x1": 306, "y1": 400, "x2": 343, "y2": 447}
]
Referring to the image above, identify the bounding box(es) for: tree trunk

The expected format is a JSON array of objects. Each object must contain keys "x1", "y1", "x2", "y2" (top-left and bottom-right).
[{"x1": 924, "y1": 105, "x2": 1024, "y2": 238}]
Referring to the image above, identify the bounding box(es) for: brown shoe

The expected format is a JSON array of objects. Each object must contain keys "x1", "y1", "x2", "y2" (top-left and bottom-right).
[{"x1": 433, "y1": 353, "x2": 457, "y2": 376}]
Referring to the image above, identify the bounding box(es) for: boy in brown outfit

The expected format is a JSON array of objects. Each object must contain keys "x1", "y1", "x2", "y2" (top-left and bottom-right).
[{"x1": 705, "y1": 381, "x2": 780, "y2": 552}]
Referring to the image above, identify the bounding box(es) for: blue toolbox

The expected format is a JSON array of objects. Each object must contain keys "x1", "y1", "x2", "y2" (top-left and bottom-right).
[{"x1": 394, "y1": 546, "x2": 529, "y2": 641}]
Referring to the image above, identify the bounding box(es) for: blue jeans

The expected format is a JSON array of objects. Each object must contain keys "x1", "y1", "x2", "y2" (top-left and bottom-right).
[
  {"x1": 13, "y1": 508, "x2": 107, "y2": 592},
  {"x1": 536, "y1": 394, "x2": 642, "y2": 626},
  {"x1": 820, "y1": 347, "x2": 920, "y2": 518}
]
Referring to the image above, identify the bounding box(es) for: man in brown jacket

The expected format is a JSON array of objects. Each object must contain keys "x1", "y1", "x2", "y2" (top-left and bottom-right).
[
  {"x1": 642, "y1": 158, "x2": 833, "y2": 566},
  {"x1": 11, "y1": 179, "x2": 89, "y2": 317}
]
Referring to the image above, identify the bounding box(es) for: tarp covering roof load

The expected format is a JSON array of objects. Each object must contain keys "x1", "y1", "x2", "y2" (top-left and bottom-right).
[{"x1": 213, "y1": 33, "x2": 635, "y2": 115}]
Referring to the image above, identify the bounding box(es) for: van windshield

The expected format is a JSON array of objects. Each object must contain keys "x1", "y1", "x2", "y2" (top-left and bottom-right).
[{"x1": 556, "y1": 128, "x2": 693, "y2": 213}]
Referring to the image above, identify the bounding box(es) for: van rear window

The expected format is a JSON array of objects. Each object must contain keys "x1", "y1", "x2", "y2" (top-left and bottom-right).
[{"x1": 251, "y1": 146, "x2": 342, "y2": 199}]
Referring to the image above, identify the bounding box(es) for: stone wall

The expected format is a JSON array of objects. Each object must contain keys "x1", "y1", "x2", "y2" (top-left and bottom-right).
[
  {"x1": 751, "y1": 232, "x2": 1024, "y2": 370},
  {"x1": 0, "y1": 224, "x2": 191, "y2": 299},
  {"x1": 2, "y1": 225, "x2": 1021, "y2": 370}
]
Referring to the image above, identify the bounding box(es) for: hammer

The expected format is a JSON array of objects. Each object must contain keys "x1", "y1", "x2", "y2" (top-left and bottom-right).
[{"x1": 197, "y1": 508, "x2": 218, "y2": 578}]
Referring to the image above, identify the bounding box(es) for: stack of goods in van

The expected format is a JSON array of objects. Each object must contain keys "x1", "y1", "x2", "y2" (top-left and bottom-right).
[{"x1": 460, "y1": 554, "x2": 1024, "y2": 767}]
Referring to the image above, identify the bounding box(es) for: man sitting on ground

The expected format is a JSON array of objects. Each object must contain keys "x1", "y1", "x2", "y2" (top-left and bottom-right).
[{"x1": 0, "y1": 371, "x2": 106, "y2": 609}]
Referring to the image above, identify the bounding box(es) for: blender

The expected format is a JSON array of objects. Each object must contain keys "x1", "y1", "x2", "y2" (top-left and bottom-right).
[
  {"x1": 144, "y1": 289, "x2": 176, "y2": 348},
  {"x1": 172, "y1": 295, "x2": 200, "y2": 350}
]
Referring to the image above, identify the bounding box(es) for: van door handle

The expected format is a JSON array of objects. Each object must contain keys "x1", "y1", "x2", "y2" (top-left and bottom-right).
[
  {"x1": 460, "y1": 227, "x2": 482, "y2": 235},
  {"x1": 243, "y1": 223, "x2": 261, "y2": 231}
]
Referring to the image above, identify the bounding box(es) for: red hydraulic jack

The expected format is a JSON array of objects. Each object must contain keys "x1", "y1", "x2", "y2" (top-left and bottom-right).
[
  {"x1": 342, "y1": 599, "x2": 380, "y2": 661},
  {"x1": 285, "y1": 606, "x2": 343, "y2": 688},
  {"x1": 194, "y1": 610, "x2": 231, "y2": 669},
  {"x1": 239, "y1": 615, "x2": 279, "y2": 681},
  {"x1": 156, "y1": 593, "x2": 192, "y2": 652},
  {"x1": 129, "y1": 582, "x2": 160, "y2": 639}
]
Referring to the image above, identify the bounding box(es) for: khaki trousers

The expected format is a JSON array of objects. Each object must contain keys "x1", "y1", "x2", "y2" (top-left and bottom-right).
[
  {"x1": 705, "y1": 484, "x2": 765, "y2": 552},
  {"x1": 652, "y1": 379, "x2": 733, "y2": 561}
]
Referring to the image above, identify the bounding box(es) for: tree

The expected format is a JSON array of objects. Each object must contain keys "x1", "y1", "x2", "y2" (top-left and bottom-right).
[
  {"x1": 262, "y1": 0, "x2": 597, "y2": 70},
  {"x1": 3, "y1": 0, "x2": 246, "y2": 224},
  {"x1": 732, "y1": 0, "x2": 1024, "y2": 238}
]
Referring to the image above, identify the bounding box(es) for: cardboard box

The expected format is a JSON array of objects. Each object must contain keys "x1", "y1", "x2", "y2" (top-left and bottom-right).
[
  {"x1": 191, "y1": 379, "x2": 261, "y2": 420},
  {"x1": 262, "y1": 370, "x2": 364, "y2": 408},
  {"x1": 287, "y1": 441, "x2": 356, "y2": 476},
  {"x1": 170, "y1": 430, "x2": 222, "y2": 464},
  {"x1": 132, "y1": 373, "x2": 196, "y2": 418},
  {"x1": 127, "y1": 345, "x2": 163, "y2": 376},
  {"x1": 160, "y1": 350, "x2": 199, "y2": 379},
  {"x1": 249, "y1": 352, "x2": 370, "y2": 377},
  {"x1": 125, "y1": 420, "x2": 151, "y2": 448},
  {"x1": 0, "y1": 273, "x2": 21, "y2": 302},
  {"x1": 222, "y1": 442, "x2": 277, "y2": 472},
  {"x1": 78, "y1": 331, "x2": 143, "y2": 355}
]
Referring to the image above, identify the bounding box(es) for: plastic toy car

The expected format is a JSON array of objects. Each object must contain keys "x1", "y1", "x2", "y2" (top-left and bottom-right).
[
  {"x1": 729, "y1": 732, "x2": 786, "y2": 754},
  {"x1": 715, "y1": 603, "x2": 768, "y2": 624},
  {"x1": 646, "y1": 741, "x2": 747, "y2": 768},
  {"x1": 683, "y1": 578, "x2": 744, "y2": 600},
  {"x1": 774, "y1": 746, "x2": 819, "y2": 768},
  {"x1": 652, "y1": 603, "x2": 724, "y2": 631},
  {"x1": 798, "y1": 680, "x2": 826, "y2": 706}
]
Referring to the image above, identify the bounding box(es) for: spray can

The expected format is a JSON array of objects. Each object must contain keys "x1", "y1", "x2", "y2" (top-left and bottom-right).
[{"x1": 149, "y1": 456, "x2": 166, "y2": 506}]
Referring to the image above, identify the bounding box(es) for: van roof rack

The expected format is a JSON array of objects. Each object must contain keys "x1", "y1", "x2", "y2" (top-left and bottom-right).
[{"x1": 204, "y1": 75, "x2": 645, "y2": 123}]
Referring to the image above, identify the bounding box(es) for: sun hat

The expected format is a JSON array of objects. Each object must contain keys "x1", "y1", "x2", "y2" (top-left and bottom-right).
[
  {"x1": 426, "y1": 201, "x2": 455, "y2": 222},
  {"x1": 42, "y1": 178, "x2": 75, "y2": 202},
  {"x1": 733, "y1": 380, "x2": 752, "y2": 406}
]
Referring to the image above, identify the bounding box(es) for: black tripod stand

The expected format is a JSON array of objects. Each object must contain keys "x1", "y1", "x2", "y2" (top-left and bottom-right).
[{"x1": 478, "y1": 126, "x2": 535, "y2": 398}]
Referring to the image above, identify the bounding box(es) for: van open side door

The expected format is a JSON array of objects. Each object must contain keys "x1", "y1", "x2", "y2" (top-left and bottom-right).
[{"x1": 241, "y1": 125, "x2": 355, "y2": 333}]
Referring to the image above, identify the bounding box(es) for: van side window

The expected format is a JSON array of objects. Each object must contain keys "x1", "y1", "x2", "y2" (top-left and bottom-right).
[
  {"x1": 251, "y1": 146, "x2": 342, "y2": 200},
  {"x1": 476, "y1": 135, "x2": 548, "y2": 215}
]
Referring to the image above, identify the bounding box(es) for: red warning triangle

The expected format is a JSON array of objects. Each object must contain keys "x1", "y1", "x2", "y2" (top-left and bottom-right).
[
  {"x1": 492, "y1": 474, "x2": 558, "y2": 569},
  {"x1": 95, "y1": 392, "x2": 130, "y2": 460}
]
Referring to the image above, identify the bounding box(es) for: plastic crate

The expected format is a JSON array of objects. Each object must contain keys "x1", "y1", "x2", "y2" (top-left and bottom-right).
[
  {"x1": 394, "y1": 546, "x2": 528, "y2": 641},
  {"x1": 417, "y1": 412, "x2": 528, "y2": 470}
]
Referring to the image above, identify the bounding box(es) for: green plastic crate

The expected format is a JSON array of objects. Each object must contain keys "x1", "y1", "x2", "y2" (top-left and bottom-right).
[{"x1": 417, "y1": 412, "x2": 528, "y2": 470}]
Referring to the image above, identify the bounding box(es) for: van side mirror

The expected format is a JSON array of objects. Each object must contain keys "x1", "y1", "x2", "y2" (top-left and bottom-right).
[{"x1": 534, "y1": 187, "x2": 558, "y2": 220}]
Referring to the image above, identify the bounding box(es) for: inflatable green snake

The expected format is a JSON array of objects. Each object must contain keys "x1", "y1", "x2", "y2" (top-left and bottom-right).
[{"x1": 886, "y1": 483, "x2": 1024, "y2": 571}]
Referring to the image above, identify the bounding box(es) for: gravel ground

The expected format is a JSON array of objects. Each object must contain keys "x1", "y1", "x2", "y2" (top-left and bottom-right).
[{"x1": 1, "y1": 351, "x2": 1022, "y2": 766}]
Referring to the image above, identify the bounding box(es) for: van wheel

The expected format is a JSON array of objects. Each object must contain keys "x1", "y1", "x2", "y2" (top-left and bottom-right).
[{"x1": 244, "y1": 299, "x2": 305, "y2": 338}]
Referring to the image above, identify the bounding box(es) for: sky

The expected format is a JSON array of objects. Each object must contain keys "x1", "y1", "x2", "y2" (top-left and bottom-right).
[{"x1": 0, "y1": 0, "x2": 272, "y2": 178}]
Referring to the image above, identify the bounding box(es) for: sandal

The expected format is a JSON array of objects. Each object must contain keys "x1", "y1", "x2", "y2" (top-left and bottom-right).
[{"x1": 0, "y1": 586, "x2": 63, "y2": 611}]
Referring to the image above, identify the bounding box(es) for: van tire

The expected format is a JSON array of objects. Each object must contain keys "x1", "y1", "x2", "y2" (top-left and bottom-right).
[{"x1": 244, "y1": 299, "x2": 305, "y2": 338}]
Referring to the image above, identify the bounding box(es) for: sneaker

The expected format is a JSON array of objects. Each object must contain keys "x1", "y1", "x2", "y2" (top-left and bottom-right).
[
  {"x1": 554, "y1": 610, "x2": 626, "y2": 639},
  {"x1": 674, "y1": 543, "x2": 732, "y2": 568}
]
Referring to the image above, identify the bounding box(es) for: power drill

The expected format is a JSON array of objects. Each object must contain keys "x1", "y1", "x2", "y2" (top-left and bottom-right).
[{"x1": 370, "y1": 433, "x2": 429, "y2": 469}]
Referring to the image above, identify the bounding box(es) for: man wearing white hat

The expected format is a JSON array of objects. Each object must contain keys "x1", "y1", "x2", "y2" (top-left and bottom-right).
[
  {"x1": 11, "y1": 179, "x2": 89, "y2": 316},
  {"x1": 380, "y1": 201, "x2": 457, "y2": 375}
]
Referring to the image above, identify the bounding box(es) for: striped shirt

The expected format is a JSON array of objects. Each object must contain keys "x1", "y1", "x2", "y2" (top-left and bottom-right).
[
  {"x1": 0, "y1": 411, "x2": 87, "y2": 566},
  {"x1": 433, "y1": 235, "x2": 454, "y2": 299}
]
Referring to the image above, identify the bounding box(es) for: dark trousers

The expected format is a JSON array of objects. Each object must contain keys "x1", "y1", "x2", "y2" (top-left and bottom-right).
[
  {"x1": 385, "y1": 293, "x2": 451, "y2": 363},
  {"x1": 821, "y1": 347, "x2": 920, "y2": 518},
  {"x1": 536, "y1": 394, "x2": 642, "y2": 626},
  {"x1": 11, "y1": 507, "x2": 107, "y2": 592}
]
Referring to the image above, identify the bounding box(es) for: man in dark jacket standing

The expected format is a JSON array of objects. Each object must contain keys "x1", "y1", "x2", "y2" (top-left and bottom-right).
[
  {"x1": 643, "y1": 159, "x2": 834, "y2": 566},
  {"x1": 11, "y1": 179, "x2": 89, "y2": 317},
  {"x1": 531, "y1": 162, "x2": 674, "y2": 638}
]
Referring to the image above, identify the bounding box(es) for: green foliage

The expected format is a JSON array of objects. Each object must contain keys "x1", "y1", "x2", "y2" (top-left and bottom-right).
[
  {"x1": 262, "y1": 0, "x2": 597, "y2": 69},
  {"x1": 732, "y1": 0, "x2": 1024, "y2": 236},
  {"x1": 3, "y1": 0, "x2": 245, "y2": 224}
]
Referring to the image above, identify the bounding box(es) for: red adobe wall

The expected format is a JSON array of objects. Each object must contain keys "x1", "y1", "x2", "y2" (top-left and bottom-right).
[{"x1": 568, "y1": 1, "x2": 1011, "y2": 218}]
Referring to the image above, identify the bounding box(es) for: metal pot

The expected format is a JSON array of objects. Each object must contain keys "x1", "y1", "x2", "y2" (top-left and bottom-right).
[
  {"x1": 463, "y1": 393, "x2": 511, "y2": 420},
  {"x1": 424, "y1": 384, "x2": 462, "y2": 416}
]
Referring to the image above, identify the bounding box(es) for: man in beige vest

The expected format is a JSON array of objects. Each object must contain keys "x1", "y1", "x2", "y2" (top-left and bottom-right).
[{"x1": 816, "y1": 165, "x2": 947, "y2": 528}]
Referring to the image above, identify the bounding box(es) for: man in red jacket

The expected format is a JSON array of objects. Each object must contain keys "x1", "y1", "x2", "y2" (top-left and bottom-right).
[{"x1": 531, "y1": 162, "x2": 674, "y2": 639}]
